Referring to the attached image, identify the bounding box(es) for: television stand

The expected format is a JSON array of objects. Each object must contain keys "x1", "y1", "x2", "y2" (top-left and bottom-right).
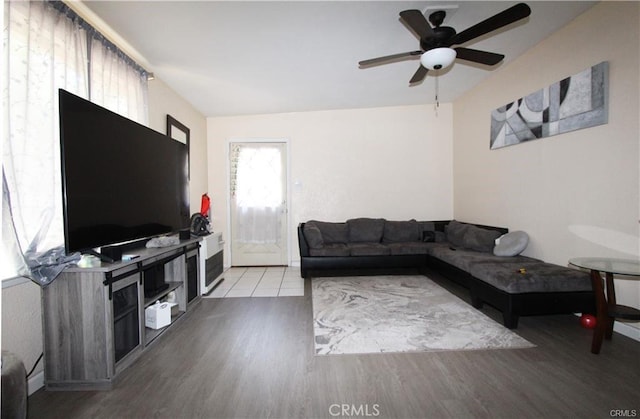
[{"x1": 41, "y1": 237, "x2": 201, "y2": 391}]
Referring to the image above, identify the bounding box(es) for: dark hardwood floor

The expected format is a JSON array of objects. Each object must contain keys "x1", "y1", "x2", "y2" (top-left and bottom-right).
[{"x1": 28, "y1": 269, "x2": 640, "y2": 418}]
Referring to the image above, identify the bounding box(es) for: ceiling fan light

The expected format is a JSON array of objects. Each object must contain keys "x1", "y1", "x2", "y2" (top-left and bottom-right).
[{"x1": 420, "y1": 47, "x2": 457, "y2": 70}]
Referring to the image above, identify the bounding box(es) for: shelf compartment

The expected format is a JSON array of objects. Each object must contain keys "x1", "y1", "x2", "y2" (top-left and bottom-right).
[
  {"x1": 144, "y1": 311, "x2": 185, "y2": 345},
  {"x1": 144, "y1": 281, "x2": 182, "y2": 307}
]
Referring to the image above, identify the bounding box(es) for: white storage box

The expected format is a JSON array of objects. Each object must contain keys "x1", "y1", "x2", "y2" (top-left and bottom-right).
[{"x1": 145, "y1": 302, "x2": 171, "y2": 329}]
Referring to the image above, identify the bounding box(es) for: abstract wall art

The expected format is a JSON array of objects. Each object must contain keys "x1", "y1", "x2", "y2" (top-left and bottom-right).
[{"x1": 490, "y1": 61, "x2": 609, "y2": 150}]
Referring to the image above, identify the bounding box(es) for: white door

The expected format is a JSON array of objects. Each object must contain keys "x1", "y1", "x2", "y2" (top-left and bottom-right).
[{"x1": 229, "y1": 142, "x2": 288, "y2": 266}]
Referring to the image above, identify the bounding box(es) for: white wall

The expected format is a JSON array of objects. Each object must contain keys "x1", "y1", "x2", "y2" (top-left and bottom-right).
[
  {"x1": 452, "y1": 3, "x2": 639, "y2": 319},
  {"x1": 207, "y1": 104, "x2": 454, "y2": 266},
  {"x1": 1, "y1": 78, "x2": 207, "y2": 394},
  {"x1": 1, "y1": 281, "x2": 42, "y2": 392}
]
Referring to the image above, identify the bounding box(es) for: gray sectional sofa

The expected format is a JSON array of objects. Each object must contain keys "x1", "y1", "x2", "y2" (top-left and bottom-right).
[
  {"x1": 298, "y1": 218, "x2": 595, "y2": 328},
  {"x1": 298, "y1": 218, "x2": 442, "y2": 277}
]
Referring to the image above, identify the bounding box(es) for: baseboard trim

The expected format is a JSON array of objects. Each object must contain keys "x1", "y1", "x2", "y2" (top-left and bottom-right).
[
  {"x1": 28, "y1": 371, "x2": 44, "y2": 395},
  {"x1": 614, "y1": 321, "x2": 640, "y2": 341},
  {"x1": 574, "y1": 313, "x2": 640, "y2": 342}
]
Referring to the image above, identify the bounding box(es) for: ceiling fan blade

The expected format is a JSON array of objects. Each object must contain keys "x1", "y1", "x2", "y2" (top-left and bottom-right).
[
  {"x1": 448, "y1": 3, "x2": 531, "y2": 46},
  {"x1": 409, "y1": 66, "x2": 429, "y2": 84},
  {"x1": 454, "y1": 48, "x2": 505, "y2": 66},
  {"x1": 359, "y1": 50, "x2": 423, "y2": 67},
  {"x1": 399, "y1": 10, "x2": 435, "y2": 39}
]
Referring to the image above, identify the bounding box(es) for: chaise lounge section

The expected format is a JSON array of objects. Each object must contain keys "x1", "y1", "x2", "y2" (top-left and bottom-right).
[{"x1": 298, "y1": 218, "x2": 595, "y2": 328}]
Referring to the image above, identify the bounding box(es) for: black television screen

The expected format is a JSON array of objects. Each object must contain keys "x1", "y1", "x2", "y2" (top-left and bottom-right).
[{"x1": 59, "y1": 89, "x2": 189, "y2": 255}]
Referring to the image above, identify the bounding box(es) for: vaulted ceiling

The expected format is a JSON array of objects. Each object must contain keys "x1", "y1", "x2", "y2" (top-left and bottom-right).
[{"x1": 83, "y1": 1, "x2": 596, "y2": 117}]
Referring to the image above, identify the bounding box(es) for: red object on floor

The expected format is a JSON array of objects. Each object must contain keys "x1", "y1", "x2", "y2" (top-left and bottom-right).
[
  {"x1": 580, "y1": 314, "x2": 597, "y2": 329},
  {"x1": 200, "y1": 193, "x2": 210, "y2": 216}
]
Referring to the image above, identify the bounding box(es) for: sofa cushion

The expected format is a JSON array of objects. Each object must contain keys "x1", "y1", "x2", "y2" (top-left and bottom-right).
[
  {"x1": 382, "y1": 220, "x2": 421, "y2": 243},
  {"x1": 422, "y1": 241, "x2": 451, "y2": 255},
  {"x1": 309, "y1": 221, "x2": 349, "y2": 244},
  {"x1": 430, "y1": 246, "x2": 540, "y2": 273},
  {"x1": 445, "y1": 220, "x2": 470, "y2": 248},
  {"x1": 309, "y1": 244, "x2": 350, "y2": 257},
  {"x1": 494, "y1": 231, "x2": 529, "y2": 256},
  {"x1": 445, "y1": 221, "x2": 504, "y2": 252},
  {"x1": 387, "y1": 242, "x2": 434, "y2": 255},
  {"x1": 347, "y1": 218, "x2": 385, "y2": 243},
  {"x1": 422, "y1": 231, "x2": 436, "y2": 243},
  {"x1": 303, "y1": 223, "x2": 324, "y2": 249},
  {"x1": 418, "y1": 221, "x2": 435, "y2": 234},
  {"x1": 348, "y1": 243, "x2": 391, "y2": 256},
  {"x1": 468, "y1": 260, "x2": 592, "y2": 294},
  {"x1": 463, "y1": 226, "x2": 503, "y2": 253}
]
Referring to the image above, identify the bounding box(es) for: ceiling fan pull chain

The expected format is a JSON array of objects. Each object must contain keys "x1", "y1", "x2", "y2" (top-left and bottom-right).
[{"x1": 435, "y1": 72, "x2": 440, "y2": 109}]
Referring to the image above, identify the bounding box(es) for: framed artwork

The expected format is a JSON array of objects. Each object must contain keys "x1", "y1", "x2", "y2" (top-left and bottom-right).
[
  {"x1": 490, "y1": 61, "x2": 609, "y2": 149},
  {"x1": 167, "y1": 115, "x2": 190, "y2": 179}
]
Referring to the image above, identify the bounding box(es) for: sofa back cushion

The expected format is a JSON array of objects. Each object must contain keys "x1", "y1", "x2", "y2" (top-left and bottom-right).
[
  {"x1": 463, "y1": 226, "x2": 503, "y2": 252},
  {"x1": 383, "y1": 220, "x2": 421, "y2": 243},
  {"x1": 308, "y1": 221, "x2": 349, "y2": 244},
  {"x1": 418, "y1": 221, "x2": 435, "y2": 233},
  {"x1": 419, "y1": 221, "x2": 437, "y2": 242},
  {"x1": 445, "y1": 220, "x2": 469, "y2": 248},
  {"x1": 347, "y1": 218, "x2": 385, "y2": 243},
  {"x1": 445, "y1": 220, "x2": 503, "y2": 252},
  {"x1": 303, "y1": 223, "x2": 324, "y2": 249}
]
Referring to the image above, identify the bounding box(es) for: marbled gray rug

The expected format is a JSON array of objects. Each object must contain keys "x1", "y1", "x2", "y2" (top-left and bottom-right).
[{"x1": 312, "y1": 275, "x2": 534, "y2": 355}]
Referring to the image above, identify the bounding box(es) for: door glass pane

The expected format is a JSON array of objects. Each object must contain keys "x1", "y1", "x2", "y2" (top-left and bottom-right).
[
  {"x1": 230, "y1": 142, "x2": 288, "y2": 266},
  {"x1": 113, "y1": 282, "x2": 139, "y2": 362}
]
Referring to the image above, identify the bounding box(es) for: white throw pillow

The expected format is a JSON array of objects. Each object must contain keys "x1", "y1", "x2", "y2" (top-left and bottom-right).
[{"x1": 493, "y1": 231, "x2": 529, "y2": 257}]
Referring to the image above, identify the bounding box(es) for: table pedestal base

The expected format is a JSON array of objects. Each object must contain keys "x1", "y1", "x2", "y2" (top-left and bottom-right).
[{"x1": 590, "y1": 270, "x2": 640, "y2": 354}]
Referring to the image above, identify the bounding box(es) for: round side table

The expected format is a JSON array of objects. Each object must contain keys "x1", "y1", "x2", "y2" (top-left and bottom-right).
[{"x1": 569, "y1": 257, "x2": 640, "y2": 354}]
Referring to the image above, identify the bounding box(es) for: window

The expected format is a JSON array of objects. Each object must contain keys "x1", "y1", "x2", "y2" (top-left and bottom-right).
[{"x1": 2, "y1": 1, "x2": 148, "y2": 283}]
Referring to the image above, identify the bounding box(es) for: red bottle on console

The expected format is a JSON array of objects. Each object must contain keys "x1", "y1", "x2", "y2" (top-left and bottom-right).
[{"x1": 200, "y1": 193, "x2": 210, "y2": 218}]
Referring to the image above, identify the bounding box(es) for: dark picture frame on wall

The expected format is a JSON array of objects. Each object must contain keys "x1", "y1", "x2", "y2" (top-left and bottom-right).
[{"x1": 167, "y1": 115, "x2": 190, "y2": 179}]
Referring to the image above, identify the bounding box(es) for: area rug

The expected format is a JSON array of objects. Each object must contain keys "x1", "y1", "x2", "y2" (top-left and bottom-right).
[{"x1": 312, "y1": 275, "x2": 534, "y2": 355}]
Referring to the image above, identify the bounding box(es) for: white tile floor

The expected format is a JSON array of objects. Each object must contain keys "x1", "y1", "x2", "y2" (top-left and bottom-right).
[{"x1": 204, "y1": 266, "x2": 305, "y2": 298}]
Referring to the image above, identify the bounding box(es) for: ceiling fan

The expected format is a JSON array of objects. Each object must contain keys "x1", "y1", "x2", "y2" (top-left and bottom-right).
[{"x1": 359, "y1": 3, "x2": 531, "y2": 84}]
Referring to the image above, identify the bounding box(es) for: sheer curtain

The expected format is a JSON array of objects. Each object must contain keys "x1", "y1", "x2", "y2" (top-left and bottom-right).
[
  {"x1": 2, "y1": 1, "x2": 88, "y2": 280},
  {"x1": 2, "y1": 1, "x2": 148, "y2": 283},
  {"x1": 230, "y1": 143, "x2": 283, "y2": 244},
  {"x1": 89, "y1": 36, "x2": 148, "y2": 125}
]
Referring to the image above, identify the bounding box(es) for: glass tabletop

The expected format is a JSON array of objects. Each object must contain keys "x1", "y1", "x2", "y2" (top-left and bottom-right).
[{"x1": 569, "y1": 257, "x2": 640, "y2": 276}]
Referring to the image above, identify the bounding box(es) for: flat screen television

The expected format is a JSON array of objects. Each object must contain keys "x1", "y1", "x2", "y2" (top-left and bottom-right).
[{"x1": 59, "y1": 89, "x2": 189, "y2": 258}]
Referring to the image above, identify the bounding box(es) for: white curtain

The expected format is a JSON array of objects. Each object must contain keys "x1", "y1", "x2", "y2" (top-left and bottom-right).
[
  {"x1": 89, "y1": 36, "x2": 148, "y2": 125},
  {"x1": 2, "y1": 1, "x2": 148, "y2": 282},
  {"x1": 2, "y1": 1, "x2": 89, "y2": 279},
  {"x1": 230, "y1": 144, "x2": 283, "y2": 244}
]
